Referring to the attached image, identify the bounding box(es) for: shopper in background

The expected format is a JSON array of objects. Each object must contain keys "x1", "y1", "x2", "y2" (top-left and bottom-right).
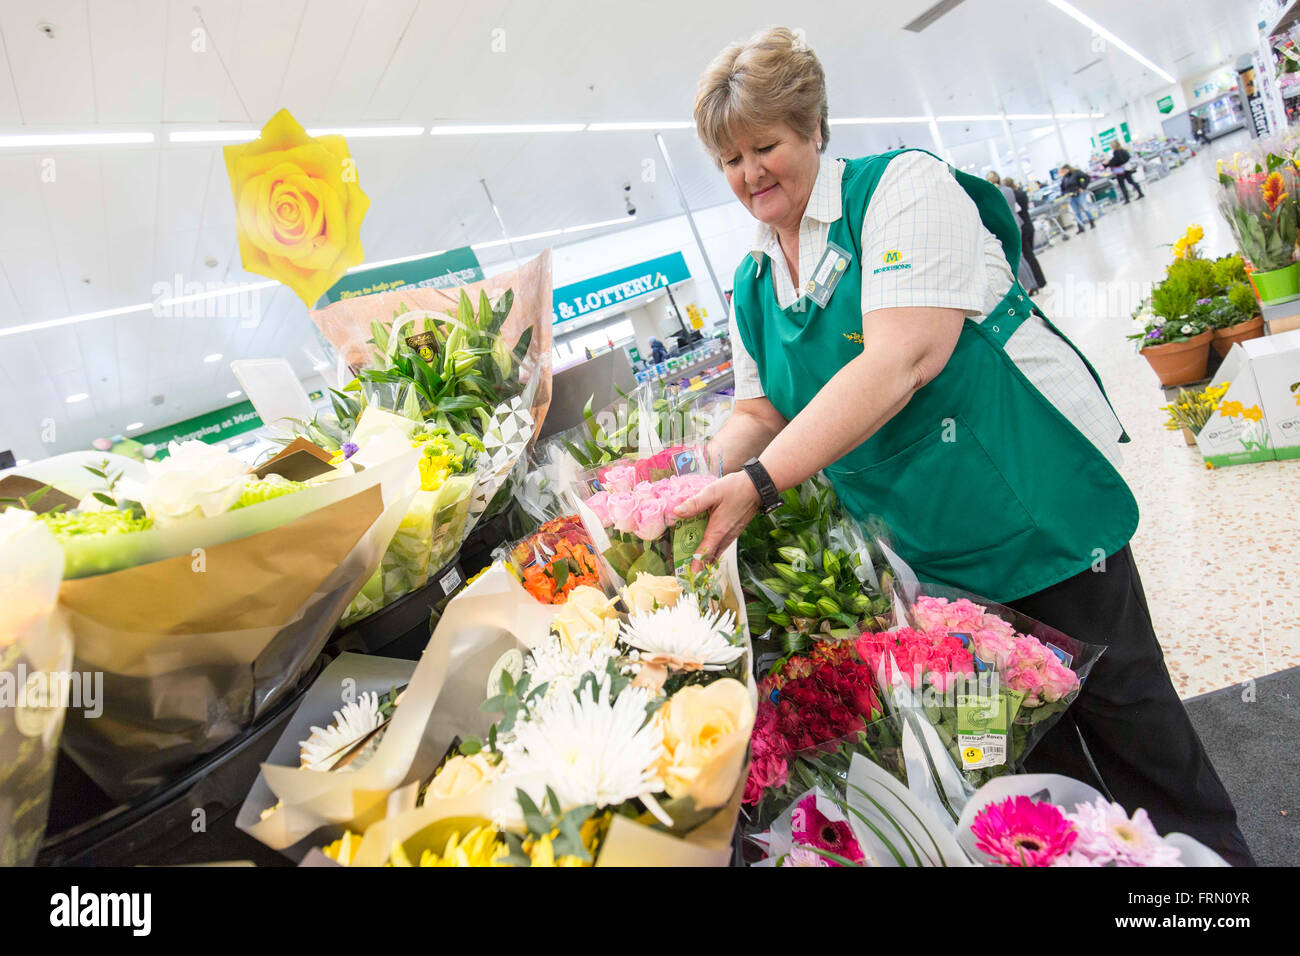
[
  {"x1": 649, "y1": 337, "x2": 669, "y2": 363},
  {"x1": 1103, "y1": 143, "x2": 1145, "y2": 203},
  {"x1": 681, "y1": 25, "x2": 1252, "y2": 865},
  {"x1": 986, "y1": 172, "x2": 1041, "y2": 295},
  {"x1": 1003, "y1": 176, "x2": 1047, "y2": 292},
  {"x1": 1191, "y1": 113, "x2": 1211, "y2": 145},
  {"x1": 1058, "y1": 163, "x2": 1097, "y2": 234}
]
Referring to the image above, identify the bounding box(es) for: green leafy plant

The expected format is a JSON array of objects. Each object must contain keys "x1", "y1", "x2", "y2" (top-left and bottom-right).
[
  {"x1": 1227, "y1": 280, "x2": 1260, "y2": 319},
  {"x1": 1212, "y1": 254, "x2": 1247, "y2": 289}
]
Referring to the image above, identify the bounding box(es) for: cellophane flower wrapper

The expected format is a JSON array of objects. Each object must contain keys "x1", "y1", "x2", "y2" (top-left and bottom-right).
[
  {"x1": 748, "y1": 748, "x2": 972, "y2": 868},
  {"x1": 867, "y1": 534, "x2": 1106, "y2": 801},
  {"x1": 57, "y1": 450, "x2": 419, "y2": 800},
  {"x1": 956, "y1": 773, "x2": 1229, "y2": 867},
  {"x1": 0, "y1": 511, "x2": 74, "y2": 865},
  {"x1": 239, "y1": 563, "x2": 558, "y2": 854},
  {"x1": 505, "y1": 514, "x2": 605, "y2": 605},
  {"x1": 570, "y1": 443, "x2": 717, "y2": 588},
  {"x1": 272, "y1": 560, "x2": 755, "y2": 866},
  {"x1": 738, "y1": 479, "x2": 895, "y2": 673}
]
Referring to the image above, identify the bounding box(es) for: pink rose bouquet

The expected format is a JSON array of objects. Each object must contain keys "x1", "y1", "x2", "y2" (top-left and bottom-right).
[{"x1": 575, "y1": 444, "x2": 717, "y2": 583}]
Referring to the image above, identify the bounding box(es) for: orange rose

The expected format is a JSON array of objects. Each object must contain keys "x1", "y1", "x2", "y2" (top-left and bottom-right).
[{"x1": 223, "y1": 109, "x2": 369, "y2": 305}]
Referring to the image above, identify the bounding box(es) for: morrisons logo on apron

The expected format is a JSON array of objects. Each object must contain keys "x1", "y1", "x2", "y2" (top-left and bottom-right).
[{"x1": 872, "y1": 249, "x2": 911, "y2": 275}]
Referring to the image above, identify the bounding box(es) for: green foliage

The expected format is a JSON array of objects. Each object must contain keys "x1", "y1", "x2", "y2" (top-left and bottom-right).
[
  {"x1": 1165, "y1": 257, "x2": 1219, "y2": 299},
  {"x1": 1227, "y1": 280, "x2": 1260, "y2": 318},
  {"x1": 1212, "y1": 254, "x2": 1247, "y2": 289},
  {"x1": 1149, "y1": 273, "x2": 1198, "y2": 322}
]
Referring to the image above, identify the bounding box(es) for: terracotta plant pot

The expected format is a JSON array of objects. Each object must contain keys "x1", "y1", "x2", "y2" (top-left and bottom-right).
[
  {"x1": 1211, "y1": 315, "x2": 1265, "y2": 357},
  {"x1": 1139, "y1": 330, "x2": 1213, "y2": 387}
]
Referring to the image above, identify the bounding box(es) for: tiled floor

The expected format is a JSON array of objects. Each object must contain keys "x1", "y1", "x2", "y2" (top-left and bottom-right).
[{"x1": 1034, "y1": 129, "x2": 1300, "y2": 699}]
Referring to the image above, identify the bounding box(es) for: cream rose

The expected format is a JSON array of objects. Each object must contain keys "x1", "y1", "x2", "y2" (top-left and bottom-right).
[
  {"x1": 552, "y1": 585, "x2": 620, "y2": 652},
  {"x1": 428, "y1": 752, "x2": 500, "y2": 801},
  {"x1": 622, "y1": 573, "x2": 682, "y2": 614},
  {"x1": 657, "y1": 678, "x2": 754, "y2": 809}
]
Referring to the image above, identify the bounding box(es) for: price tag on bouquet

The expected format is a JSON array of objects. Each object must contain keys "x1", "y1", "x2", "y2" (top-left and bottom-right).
[{"x1": 957, "y1": 692, "x2": 1010, "y2": 769}]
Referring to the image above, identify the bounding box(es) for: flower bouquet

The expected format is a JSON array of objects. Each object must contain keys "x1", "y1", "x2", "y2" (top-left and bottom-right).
[
  {"x1": 21, "y1": 440, "x2": 419, "y2": 799},
  {"x1": 957, "y1": 774, "x2": 1228, "y2": 867},
  {"x1": 245, "y1": 560, "x2": 756, "y2": 866},
  {"x1": 0, "y1": 509, "x2": 74, "y2": 865},
  {"x1": 572, "y1": 443, "x2": 717, "y2": 584},
  {"x1": 862, "y1": 590, "x2": 1104, "y2": 796},
  {"x1": 505, "y1": 514, "x2": 603, "y2": 605}
]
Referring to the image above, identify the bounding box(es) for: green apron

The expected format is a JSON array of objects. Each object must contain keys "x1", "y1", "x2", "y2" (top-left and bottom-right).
[{"x1": 732, "y1": 149, "x2": 1139, "y2": 603}]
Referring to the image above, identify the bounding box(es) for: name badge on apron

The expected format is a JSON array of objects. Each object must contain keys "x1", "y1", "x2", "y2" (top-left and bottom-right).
[{"x1": 803, "y1": 240, "x2": 853, "y2": 307}]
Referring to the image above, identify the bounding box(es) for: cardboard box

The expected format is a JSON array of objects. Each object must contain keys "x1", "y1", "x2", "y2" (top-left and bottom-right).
[
  {"x1": 1241, "y1": 329, "x2": 1300, "y2": 460},
  {"x1": 1197, "y1": 343, "x2": 1274, "y2": 467}
]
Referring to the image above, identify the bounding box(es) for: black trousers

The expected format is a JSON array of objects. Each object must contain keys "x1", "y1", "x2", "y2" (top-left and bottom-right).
[
  {"x1": 1113, "y1": 171, "x2": 1144, "y2": 201},
  {"x1": 1008, "y1": 545, "x2": 1254, "y2": 866},
  {"x1": 1019, "y1": 218, "x2": 1047, "y2": 288}
]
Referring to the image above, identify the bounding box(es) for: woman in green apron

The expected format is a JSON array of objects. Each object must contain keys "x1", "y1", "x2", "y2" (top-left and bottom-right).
[{"x1": 675, "y1": 27, "x2": 1252, "y2": 865}]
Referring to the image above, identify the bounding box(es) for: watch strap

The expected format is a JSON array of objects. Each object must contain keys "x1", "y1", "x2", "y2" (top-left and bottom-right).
[{"x1": 742, "y1": 458, "x2": 781, "y2": 514}]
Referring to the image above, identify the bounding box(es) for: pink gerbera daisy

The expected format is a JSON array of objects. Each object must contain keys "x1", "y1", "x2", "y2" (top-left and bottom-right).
[
  {"x1": 791, "y1": 794, "x2": 866, "y2": 866},
  {"x1": 1067, "y1": 798, "x2": 1184, "y2": 867},
  {"x1": 970, "y1": 795, "x2": 1078, "y2": 866}
]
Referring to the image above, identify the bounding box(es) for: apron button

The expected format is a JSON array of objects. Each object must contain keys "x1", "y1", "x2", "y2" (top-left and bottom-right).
[
  {"x1": 1008, "y1": 308, "x2": 1016, "y2": 315},
  {"x1": 992, "y1": 325, "x2": 1000, "y2": 333}
]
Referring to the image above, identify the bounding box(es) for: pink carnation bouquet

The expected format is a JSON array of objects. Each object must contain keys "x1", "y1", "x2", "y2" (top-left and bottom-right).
[
  {"x1": 575, "y1": 444, "x2": 717, "y2": 583},
  {"x1": 861, "y1": 592, "x2": 1103, "y2": 788}
]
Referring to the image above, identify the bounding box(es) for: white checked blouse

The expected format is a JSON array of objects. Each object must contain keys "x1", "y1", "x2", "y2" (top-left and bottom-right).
[{"x1": 727, "y1": 151, "x2": 1124, "y2": 466}]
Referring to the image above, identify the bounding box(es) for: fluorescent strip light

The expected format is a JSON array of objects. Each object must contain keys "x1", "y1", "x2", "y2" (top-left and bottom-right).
[
  {"x1": 125, "y1": 422, "x2": 144, "y2": 432},
  {"x1": 65, "y1": 393, "x2": 89, "y2": 403},
  {"x1": 227, "y1": 390, "x2": 242, "y2": 399},
  {"x1": 563, "y1": 216, "x2": 635, "y2": 233},
  {"x1": 431, "y1": 123, "x2": 587, "y2": 135},
  {"x1": 0, "y1": 131, "x2": 154, "y2": 148},
  {"x1": 203, "y1": 353, "x2": 223, "y2": 363},
  {"x1": 346, "y1": 250, "x2": 449, "y2": 273},
  {"x1": 936, "y1": 114, "x2": 1005, "y2": 122},
  {"x1": 832, "y1": 116, "x2": 932, "y2": 125},
  {"x1": 0, "y1": 302, "x2": 154, "y2": 337},
  {"x1": 168, "y1": 129, "x2": 257, "y2": 143},
  {"x1": 585, "y1": 121, "x2": 694, "y2": 131},
  {"x1": 155, "y1": 280, "x2": 277, "y2": 309},
  {"x1": 305, "y1": 126, "x2": 424, "y2": 138},
  {"x1": 1044, "y1": 0, "x2": 1176, "y2": 84}
]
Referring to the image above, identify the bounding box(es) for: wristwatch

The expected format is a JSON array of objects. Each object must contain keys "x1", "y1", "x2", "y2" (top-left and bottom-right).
[{"x1": 742, "y1": 458, "x2": 782, "y2": 514}]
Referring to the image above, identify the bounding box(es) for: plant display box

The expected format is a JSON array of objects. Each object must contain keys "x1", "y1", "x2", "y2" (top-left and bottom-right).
[{"x1": 1198, "y1": 328, "x2": 1300, "y2": 466}]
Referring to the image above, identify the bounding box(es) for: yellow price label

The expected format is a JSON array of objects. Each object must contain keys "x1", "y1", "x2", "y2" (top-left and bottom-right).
[{"x1": 962, "y1": 746, "x2": 984, "y2": 764}]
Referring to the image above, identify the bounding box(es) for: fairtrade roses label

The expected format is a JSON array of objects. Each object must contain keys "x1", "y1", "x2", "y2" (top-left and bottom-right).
[{"x1": 957, "y1": 692, "x2": 1009, "y2": 769}]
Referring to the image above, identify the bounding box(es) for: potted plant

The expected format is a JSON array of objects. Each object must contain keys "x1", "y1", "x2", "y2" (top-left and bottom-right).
[
  {"x1": 1209, "y1": 281, "x2": 1266, "y2": 357},
  {"x1": 1217, "y1": 147, "x2": 1300, "y2": 303},
  {"x1": 1129, "y1": 298, "x2": 1214, "y2": 387},
  {"x1": 1161, "y1": 382, "x2": 1231, "y2": 445}
]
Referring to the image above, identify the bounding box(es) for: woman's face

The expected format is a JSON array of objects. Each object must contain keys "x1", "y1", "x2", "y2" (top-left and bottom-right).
[{"x1": 720, "y1": 122, "x2": 820, "y2": 233}]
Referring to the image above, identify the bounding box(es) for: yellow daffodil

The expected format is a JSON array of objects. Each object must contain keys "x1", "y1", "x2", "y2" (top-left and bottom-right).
[
  {"x1": 320, "y1": 830, "x2": 363, "y2": 866},
  {"x1": 1242, "y1": 405, "x2": 1264, "y2": 422},
  {"x1": 1219, "y1": 400, "x2": 1244, "y2": 418}
]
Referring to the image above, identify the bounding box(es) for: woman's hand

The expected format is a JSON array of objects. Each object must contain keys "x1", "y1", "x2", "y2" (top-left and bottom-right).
[{"x1": 672, "y1": 471, "x2": 760, "y2": 569}]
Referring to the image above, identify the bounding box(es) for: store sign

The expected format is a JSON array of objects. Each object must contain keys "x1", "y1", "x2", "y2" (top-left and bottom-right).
[
  {"x1": 1095, "y1": 122, "x2": 1131, "y2": 147},
  {"x1": 1191, "y1": 68, "x2": 1238, "y2": 104},
  {"x1": 322, "y1": 246, "x2": 484, "y2": 303},
  {"x1": 133, "y1": 401, "x2": 263, "y2": 457},
  {"x1": 1157, "y1": 95, "x2": 1175, "y2": 114},
  {"x1": 551, "y1": 252, "x2": 691, "y2": 324},
  {"x1": 1239, "y1": 64, "x2": 1270, "y2": 137}
]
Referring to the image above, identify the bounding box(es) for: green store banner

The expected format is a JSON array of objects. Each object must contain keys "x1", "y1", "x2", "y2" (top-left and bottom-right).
[
  {"x1": 552, "y1": 252, "x2": 690, "y2": 325},
  {"x1": 134, "y1": 401, "x2": 264, "y2": 458},
  {"x1": 1157, "y1": 95, "x2": 1174, "y2": 114},
  {"x1": 323, "y1": 246, "x2": 484, "y2": 303}
]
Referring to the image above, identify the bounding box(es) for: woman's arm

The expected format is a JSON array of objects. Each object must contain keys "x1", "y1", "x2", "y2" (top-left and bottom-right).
[
  {"x1": 676, "y1": 304, "x2": 965, "y2": 562},
  {"x1": 708, "y1": 396, "x2": 787, "y2": 475}
]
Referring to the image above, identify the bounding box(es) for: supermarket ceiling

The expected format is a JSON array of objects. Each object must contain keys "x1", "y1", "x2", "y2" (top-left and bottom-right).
[{"x1": 0, "y1": 0, "x2": 1260, "y2": 458}]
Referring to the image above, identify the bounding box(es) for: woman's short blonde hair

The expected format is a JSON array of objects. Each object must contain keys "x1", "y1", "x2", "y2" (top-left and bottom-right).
[{"x1": 694, "y1": 26, "x2": 829, "y2": 165}]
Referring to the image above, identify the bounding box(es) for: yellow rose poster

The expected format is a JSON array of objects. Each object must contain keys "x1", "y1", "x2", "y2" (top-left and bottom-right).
[{"x1": 224, "y1": 109, "x2": 370, "y2": 307}]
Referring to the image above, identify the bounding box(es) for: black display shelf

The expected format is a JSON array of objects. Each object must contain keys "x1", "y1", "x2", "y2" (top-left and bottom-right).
[{"x1": 37, "y1": 653, "x2": 329, "y2": 867}]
